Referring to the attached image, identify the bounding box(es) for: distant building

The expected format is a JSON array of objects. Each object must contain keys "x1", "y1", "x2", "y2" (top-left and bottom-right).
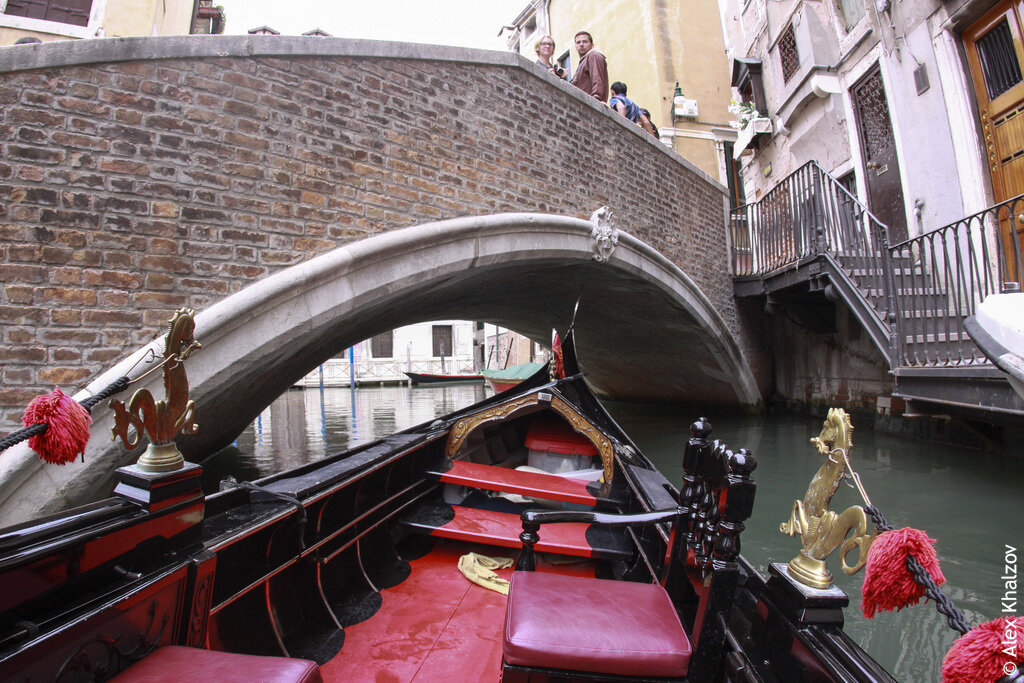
[
  {"x1": 299, "y1": 320, "x2": 479, "y2": 387},
  {"x1": 247, "y1": 26, "x2": 280, "y2": 36},
  {"x1": 1, "y1": 0, "x2": 224, "y2": 45},
  {"x1": 503, "y1": 0, "x2": 740, "y2": 203},
  {"x1": 302, "y1": 28, "x2": 331, "y2": 37}
]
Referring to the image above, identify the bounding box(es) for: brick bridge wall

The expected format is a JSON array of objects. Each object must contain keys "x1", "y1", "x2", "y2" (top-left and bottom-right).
[{"x1": 0, "y1": 36, "x2": 740, "y2": 433}]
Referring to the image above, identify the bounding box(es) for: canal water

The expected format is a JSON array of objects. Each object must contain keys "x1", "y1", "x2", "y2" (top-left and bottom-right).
[{"x1": 204, "y1": 383, "x2": 1024, "y2": 681}]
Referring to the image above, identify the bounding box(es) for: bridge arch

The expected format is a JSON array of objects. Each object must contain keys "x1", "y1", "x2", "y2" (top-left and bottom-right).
[{"x1": 0, "y1": 212, "x2": 758, "y2": 523}]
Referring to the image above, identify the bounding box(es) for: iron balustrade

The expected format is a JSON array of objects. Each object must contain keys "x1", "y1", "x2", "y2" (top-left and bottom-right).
[
  {"x1": 888, "y1": 195, "x2": 1024, "y2": 367},
  {"x1": 730, "y1": 160, "x2": 1024, "y2": 369},
  {"x1": 730, "y1": 161, "x2": 895, "y2": 351}
]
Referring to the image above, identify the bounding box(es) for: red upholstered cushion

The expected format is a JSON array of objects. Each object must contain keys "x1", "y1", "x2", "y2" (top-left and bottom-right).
[
  {"x1": 503, "y1": 571, "x2": 691, "y2": 677},
  {"x1": 109, "y1": 645, "x2": 323, "y2": 683}
]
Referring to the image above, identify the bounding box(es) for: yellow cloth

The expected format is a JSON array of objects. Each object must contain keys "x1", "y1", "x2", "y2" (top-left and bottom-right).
[{"x1": 457, "y1": 552, "x2": 514, "y2": 595}]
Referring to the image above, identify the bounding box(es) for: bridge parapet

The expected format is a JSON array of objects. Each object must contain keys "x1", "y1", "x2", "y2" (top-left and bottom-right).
[{"x1": 0, "y1": 35, "x2": 743, "y2": 433}]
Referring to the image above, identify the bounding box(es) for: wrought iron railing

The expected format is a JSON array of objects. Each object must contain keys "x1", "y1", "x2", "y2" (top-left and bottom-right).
[
  {"x1": 730, "y1": 161, "x2": 894, "y2": 331},
  {"x1": 889, "y1": 195, "x2": 1024, "y2": 367},
  {"x1": 730, "y1": 160, "x2": 1024, "y2": 370},
  {"x1": 731, "y1": 161, "x2": 890, "y2": 286}
]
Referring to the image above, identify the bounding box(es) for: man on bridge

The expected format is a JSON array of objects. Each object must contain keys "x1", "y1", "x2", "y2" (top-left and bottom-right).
[{"x1": 571, "y1": 31, "x2": 608, "y2": 103}]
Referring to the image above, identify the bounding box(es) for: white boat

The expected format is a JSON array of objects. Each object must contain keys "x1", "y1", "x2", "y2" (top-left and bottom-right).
[{"x1": 964, "y1": 290, "x2": 1024, "y2": 400}]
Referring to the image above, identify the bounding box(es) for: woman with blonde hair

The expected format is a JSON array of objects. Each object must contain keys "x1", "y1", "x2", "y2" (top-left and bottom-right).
[{"x1": 534, "y1": 35, "x2": 566, "y2": 79}]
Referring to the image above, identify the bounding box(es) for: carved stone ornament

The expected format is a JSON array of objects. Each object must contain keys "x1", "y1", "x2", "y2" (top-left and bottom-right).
[{"x1": 589, "y1": 206, "x2": 618, "y2": 263}]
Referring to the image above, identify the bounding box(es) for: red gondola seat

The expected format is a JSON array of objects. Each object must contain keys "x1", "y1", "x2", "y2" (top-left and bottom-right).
[
  {"x1": 109, "y1": 645, "x2": 322, "y2": 683},
  {"x1": 504, "y1": 571, "x2": 691, "y2": 677},
  {"x1": 501, "y1": 419, "x2": 756, "y2": 682}
]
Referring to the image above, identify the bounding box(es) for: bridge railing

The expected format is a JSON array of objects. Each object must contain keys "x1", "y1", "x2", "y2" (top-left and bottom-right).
[
  {"x1": 889, "y1": 195, "x2": 1024, "y2": 367},
  {"x1": 730, "y1": 161, "x2": 891, "y2": 285},
  {"x1": 730, "y1": 162, "x2": 896, "y2": 359},
  {"x1": 298, "y1": 358, "x2": 479, "y2": 387}
]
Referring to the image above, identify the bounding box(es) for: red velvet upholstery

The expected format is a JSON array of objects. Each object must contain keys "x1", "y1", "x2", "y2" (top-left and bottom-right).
[
  {"x1": 503, "y1": 571, "x2": 691, "y2": 678},
  {"x1": 110, "y1": 645, "x2": 323, "y2": 683}
]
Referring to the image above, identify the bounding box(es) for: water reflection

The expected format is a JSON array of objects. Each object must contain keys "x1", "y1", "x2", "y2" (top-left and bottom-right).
[
  {"x1": 213, "y1": 385, "x2": 1024, "y2": 680},
  {"x1": 208, "y1": 384, "x2": 492, "y2": 484},
  {"x1": 605, "y1": 404, "x2": 1024, "y2": 682}
]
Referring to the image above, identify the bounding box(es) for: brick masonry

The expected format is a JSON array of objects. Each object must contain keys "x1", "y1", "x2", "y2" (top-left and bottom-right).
[{"x1": 0, "y1": 37, "x2": 743, "y2": 434}]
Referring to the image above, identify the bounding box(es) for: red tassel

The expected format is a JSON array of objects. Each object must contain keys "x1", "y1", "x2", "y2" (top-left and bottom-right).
[
  {"x1": 942, "y1": 616, "x2": 1024, "y2": 683},
  {"x1": 22, "y1": 387, "x2": 92, "y2": 465},
  {"x1": 861, "y1": 527, "x2": 945, "y2": 618}
]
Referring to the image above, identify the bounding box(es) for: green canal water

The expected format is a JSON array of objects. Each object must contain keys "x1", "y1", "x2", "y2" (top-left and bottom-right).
[{"x1": 205, "y1": 383, "x2": 1024, "y2": 681}]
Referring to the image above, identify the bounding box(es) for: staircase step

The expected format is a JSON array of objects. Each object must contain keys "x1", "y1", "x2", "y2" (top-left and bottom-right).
[
  {"x1": 427, "y1": 461, "x2": 621, "y2": 507},
  {"x1": 401, "y1": 502, "x2": 632, "y2": 560}
]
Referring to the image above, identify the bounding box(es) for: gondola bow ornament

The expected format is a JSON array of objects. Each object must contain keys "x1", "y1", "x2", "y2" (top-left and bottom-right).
[
  {"x1": 779, "y1": 408, "x2": 875, "y2": 589},
  {"x1": 110, "y1": 309, "x2": 201, "y2": 472}
]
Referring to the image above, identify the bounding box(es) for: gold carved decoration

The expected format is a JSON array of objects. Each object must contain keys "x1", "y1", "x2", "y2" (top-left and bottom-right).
[
  {"x1": 779, "y1": 408, "x2": 875, "y2": 589},
  {"x1": 547, "y1": 396, "x2": 614, "y2": 485},
  {"x1": 444, "y1": 392, "x2": 614, "y2": 484},
  {"x1": 445, "y1": 395, "x2": 540, "y2": 458},
  {"x1": 111, "y1": 309, "x2": 201, "y2": 472}
]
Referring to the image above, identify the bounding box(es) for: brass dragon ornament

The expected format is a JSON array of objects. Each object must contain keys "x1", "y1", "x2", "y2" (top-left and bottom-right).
[
  {"x1": 111, "y1": 309, "x2": 201, "y2": 472},
  {"x1": 779, "y1": 408, "x2": 875, "y2": 589}
]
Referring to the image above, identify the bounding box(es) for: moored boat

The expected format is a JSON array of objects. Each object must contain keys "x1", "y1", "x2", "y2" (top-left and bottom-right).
[
  {"x1": 402, "y1": 371, "x2": 484, "y2": 385},
  {"x1": 0, "y1": 317, "x2": 900, "y2": 682},
  {"x1": 964, "y1": 289, "x2": 1024, "y2": 401},
  {"x1": 480, "y1": 362, "x2": 546, "y2": 393}
]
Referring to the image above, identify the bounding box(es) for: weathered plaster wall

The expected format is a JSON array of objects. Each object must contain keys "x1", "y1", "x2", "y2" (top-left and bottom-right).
[{"x1": 0, "y1": 35, "x2": 744, "y2": 433}]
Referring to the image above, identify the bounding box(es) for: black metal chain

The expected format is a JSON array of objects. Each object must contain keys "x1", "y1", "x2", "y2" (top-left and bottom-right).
[
  {"x1": 0, "y1": 376, "x2": 130, "y2": 454},
  {"x1": 865, "y1": 505, "x2": 972, "y2": 635}
]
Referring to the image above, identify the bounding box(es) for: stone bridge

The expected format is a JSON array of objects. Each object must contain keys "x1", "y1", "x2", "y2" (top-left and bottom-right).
[{"x1": 0, "y1": 36, "x2": 762, "y2": 521}]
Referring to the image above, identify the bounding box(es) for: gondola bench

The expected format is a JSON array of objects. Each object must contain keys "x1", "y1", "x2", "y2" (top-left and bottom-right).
[
  {"x1": 109, "y1": 646, "x2": 322, "y2": 682},
  {"x1": 502, "y1": 419, "x2": 756, "y2": 682}
]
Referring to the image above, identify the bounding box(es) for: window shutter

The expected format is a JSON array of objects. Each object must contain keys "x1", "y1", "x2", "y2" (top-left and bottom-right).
[{"x1": 4, "y1": 0, "x2": 92, "y2": 27}]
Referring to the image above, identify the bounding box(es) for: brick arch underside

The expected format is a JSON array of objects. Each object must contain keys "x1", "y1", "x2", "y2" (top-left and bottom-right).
[{"x1": 0, "y1": 214, "x2": 758, "y2": 523}]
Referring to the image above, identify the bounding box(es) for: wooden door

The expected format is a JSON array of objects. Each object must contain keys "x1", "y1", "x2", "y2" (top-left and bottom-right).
[
  {"x1": 965, "y1": 0, "x2": 1024, "y2": 283},
  {"x1": 852, "y1": 66, "x2": 908, "y2": 243}
]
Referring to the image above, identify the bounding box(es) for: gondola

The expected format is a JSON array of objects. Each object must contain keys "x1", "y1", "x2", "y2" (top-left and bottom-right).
[
  {"x1": 402, "y1": 371, "x2": 485, "y2": 385},
  {"x1": 964, "y1": 289, "x2": 1024, "y2": 402},
  {"x1": 0, "y1": 318, "x2": 895, "y2": 682},
  {"x1": 480, "y1": 362, "x2": 547, "y2": 393}
]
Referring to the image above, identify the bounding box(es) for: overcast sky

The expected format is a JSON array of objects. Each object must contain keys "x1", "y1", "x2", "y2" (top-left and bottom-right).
[{"x1": 217, "y1": 0, "x2": 528, "y2": 51}]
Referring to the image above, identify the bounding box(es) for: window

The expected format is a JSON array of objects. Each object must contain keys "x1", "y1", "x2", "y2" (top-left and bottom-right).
[
  {"x1": 976, "y1": 19, "x2": 1023, "y2": 100},
  {"x1": 731, "y1": 58, "x2": 768, "y2": 117},
  {"x1": 3, "y1": 0, "x2": 92, "y2": 27},
  {"x1": 370, "y1": 331, "x2": 393, "y2": 358},
  {"x1": 836, "y1": 0, "x2": 864, "y2": 32},
  {"x1": 432, "y1": 325, "x2": 453, "y2": 357},
  {"x1": 779, "y1": 24, "x2": 800, "y2": 83}
]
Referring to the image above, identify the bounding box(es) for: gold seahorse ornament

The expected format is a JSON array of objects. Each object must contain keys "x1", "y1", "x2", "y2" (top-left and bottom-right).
[
  {"x1": 779, "y1": 408, "x2": 875, "y2": 589},
  {"x1": 111, "y1": 309, "x2": 201, "y2": 472}
]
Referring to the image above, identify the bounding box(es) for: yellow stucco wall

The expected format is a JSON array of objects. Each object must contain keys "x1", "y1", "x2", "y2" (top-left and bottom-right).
[
  {"x1": 534, "y1": 0, "x2": 732, "y2": 182},
  {"x1": 1, "y1": 0, "x2": 194, "y2": 45},
  {"x1": 102, "y1": 0, "x2": 194, "y2": 36}
]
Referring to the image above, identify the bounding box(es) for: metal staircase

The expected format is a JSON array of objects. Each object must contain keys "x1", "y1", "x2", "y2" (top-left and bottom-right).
[{"x1": 730, "y1": 160, "x2": 1024, "y2": 420}]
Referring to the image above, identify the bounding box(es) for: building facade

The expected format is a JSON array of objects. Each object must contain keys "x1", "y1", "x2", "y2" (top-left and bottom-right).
[
  {"x1": 299, "y1": 320, "x2": 478, "y2": 387},
  {"x1": 504, "y1": 0, "x2": 740, "y2": 193},
  {"x1": 720, "y1": 0, "x2": 1022, "y2": 253},
  {"x1": 0, "y1": 0, "x2": 221, "y2": 45}
]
